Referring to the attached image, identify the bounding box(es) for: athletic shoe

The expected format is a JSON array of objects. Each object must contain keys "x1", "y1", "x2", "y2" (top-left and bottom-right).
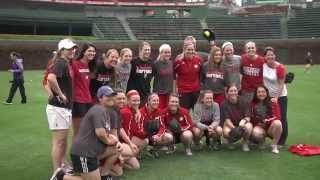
[
  {"x1": 185, "y1": 148, "x2": 193, "y2": 156},
  {"x1": 166, "y1": 145, "x2": 176, "y2": 154},
  {"x1": 271, "y1": 145, "x2": 280, "y2": 154},
  {"x1": 212, "y1": 140, "x2": 222, "y2": 151},
  {"x1": 2, "y1": 101, "x2": 13, "y2": 105},
  {"x1": 242, "y1": 143, "x2": 250, "y2": 152},
  {"x1": 193, "y1": 141, "x2": 203, "y2": 151},
  {"x1": 49, "y1": 168, "x2": 65, "y2": 180},
  {"x1": 148, "y1": 148, "x2": 160, "y2": 159}
]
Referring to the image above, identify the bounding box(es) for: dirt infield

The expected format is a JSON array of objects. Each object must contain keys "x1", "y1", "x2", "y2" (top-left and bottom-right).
[{"x1": 0, "y1": 38, "x2": 319, "y2": 70}]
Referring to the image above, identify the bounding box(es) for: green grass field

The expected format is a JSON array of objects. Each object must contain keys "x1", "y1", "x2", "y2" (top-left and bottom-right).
[{"x1": 0, "y1": 66, "x2": 319, "y2": 180}]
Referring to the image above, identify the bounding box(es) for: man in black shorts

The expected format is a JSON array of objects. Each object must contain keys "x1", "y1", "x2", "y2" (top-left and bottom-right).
[{"x1": 50, "y1": 85, "x2": 121, "y2": 180}]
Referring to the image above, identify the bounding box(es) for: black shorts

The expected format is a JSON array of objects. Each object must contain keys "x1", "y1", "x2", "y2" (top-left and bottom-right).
[
  {"x1": 71, "y1": 154, "x2": 99, "y2": 173},
  {"x1": 72, "y1": 102, "x2": 92, "y2": 118},
  {"x1": 179, "y1": 91, "x2": 200, "y2": 110}
]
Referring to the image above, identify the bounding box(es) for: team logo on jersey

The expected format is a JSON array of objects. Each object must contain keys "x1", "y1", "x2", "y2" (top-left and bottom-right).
[
  {"x1": 179, "y1": 117, "x2": 184, "y2": 122},
  {"x1": 194, "y1": 65, "x2": 198, "y2": 69}
]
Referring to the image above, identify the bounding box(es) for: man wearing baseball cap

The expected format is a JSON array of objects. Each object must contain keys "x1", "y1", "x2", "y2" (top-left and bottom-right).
[
  {"x1": 47, "y1": 38, "x2": 78, "y2": 178},
  {"x1": 50, "y1": 85, "x2": 121, "y2": 180}
]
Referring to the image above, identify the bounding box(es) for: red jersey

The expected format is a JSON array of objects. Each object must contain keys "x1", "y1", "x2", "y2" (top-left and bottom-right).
[
  {"x1": 251, "y1": 101, "x2": 281, "y2": 127},
  {"x1": 71, "y1": 60, "x2": 92, "y2": 103},
  {"x1": 174, "y1": 55, "x2": 202, "y2": 93},
  {"x1": 120, "y1": 106, "x2": 145, "y2": 139},
  {"x1": 140, "y1": 105, "x2": 166, "y2": 139},
  {"x1": 241, "y1": 54, "x2": 264, "y2": 92},
  {"x1": 161, "y1": 107, "x2": 193, "y2": 132}
]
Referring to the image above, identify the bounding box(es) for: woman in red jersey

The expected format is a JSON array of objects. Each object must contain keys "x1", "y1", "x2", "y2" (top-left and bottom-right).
[
  {"x1": 71, "y1": 43, "x2": 97, "y2": 136},
  {"x1": 241, "y1": 41, "x2": 264, "y2": 103},
  {"x1": 140, "y1": 93, "x2": 173, "y2": 157},
  {"x1": 162, "y1": 94, "x2": 194, "y2": 156},
  {"x1": 251, "y1": 85, "x2": 282, "y2": 154},
  {"x1": 174, "y1": 41, "x2": 202, "y2": 110}
]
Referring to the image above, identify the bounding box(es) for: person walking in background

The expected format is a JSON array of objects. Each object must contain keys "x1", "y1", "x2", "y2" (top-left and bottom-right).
[
  {"x1": 263, "y1": 46, "x2": 288, "y2": 146},
  {"x1": 304, "y1": 51, "x2": 313, "y2": 73},
  {"x1": 3, "y1": 51, "x2": 27, "y2": 105},
  {"x1": 153, "y1": 44, "x2": 174, "y2": 109}
]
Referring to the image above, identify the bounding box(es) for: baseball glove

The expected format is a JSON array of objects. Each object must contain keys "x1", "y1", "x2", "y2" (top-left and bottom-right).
[
  {"x1": 144, "y1": 119, "x2": 160, "y2": 136},
  {"x1": 228, "y1": 127, "x2": 245, "y2": 143},
  {"x1": 168, "y1": 118, "x2": 181, "y2": 134},
  {"x1": 285, "y1": 72, "x2": 294, "y2": 84}
]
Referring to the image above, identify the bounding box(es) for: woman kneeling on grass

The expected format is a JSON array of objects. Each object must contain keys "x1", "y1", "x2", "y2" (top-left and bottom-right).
[
  {"x1": 120, "y1": 90, "x2": 149, "y2": 155},
  {"x1": 162, "y1": 94, "x2": 194, "y2": 156},
  {"x1": 251, "y1": 85, "x2": 282, "y2": 154},
  {"x1": 192, "y1": 90, "x2": 223, "y2": 150},
  {"x1": 140, "y1": 93, "x2": 174, "y2": 158},
  {"x1": 221, "y1": 84, "x2": 253, "y2": 152}
]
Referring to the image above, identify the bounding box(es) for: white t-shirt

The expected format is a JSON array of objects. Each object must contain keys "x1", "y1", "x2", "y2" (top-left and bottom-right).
[{"x1": 263, "y1": 63, "x2": 287, "y2": 97}]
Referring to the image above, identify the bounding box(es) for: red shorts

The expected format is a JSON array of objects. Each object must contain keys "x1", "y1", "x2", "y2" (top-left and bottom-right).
[
  {"x1": 213, "y1": 93, "x2": 225, "y2": 106},
  {"x1": 158, "y1": 94, "x2": 169, "y2": 110}
]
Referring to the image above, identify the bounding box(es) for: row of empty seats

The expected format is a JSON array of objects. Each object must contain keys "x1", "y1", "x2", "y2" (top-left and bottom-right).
[
  {"x1": 206, "y1": 15, "x2": 282, "y2": 40},
  {"x1": 93, "y1": 17, "x2": 130, "y2": 40},
  {"x1": 127, "y1": 17, "x2": 204, "y2": 40},
  {"x1": 287, "y1": 7, "x2": 320, "y2": 38}
]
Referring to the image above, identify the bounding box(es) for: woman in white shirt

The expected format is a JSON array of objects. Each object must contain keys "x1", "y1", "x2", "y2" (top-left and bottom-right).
[{"x1": 263, "y1": 46, "x2": 288, "y2": 146}]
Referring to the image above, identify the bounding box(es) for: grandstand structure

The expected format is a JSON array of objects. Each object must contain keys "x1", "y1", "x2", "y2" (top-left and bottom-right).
[{"x1": 0, "y1": 0, "x2": 319, "y2": 40}]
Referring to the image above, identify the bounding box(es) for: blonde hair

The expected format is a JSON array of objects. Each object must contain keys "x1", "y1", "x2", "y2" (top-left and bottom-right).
[
  {"x1": 157, "y1": 44, "x2": 171, "y2": 61},
  {"x1": 120, "y1": 48, "x2": 132, "y2": 58}
]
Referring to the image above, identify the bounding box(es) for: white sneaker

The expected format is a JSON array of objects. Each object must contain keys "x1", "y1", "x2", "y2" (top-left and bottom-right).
[
  {"x1": 2, "y1": 101, "x2": 13, "y2": 105},
  {"x1": 185, "y1": 148, "x2": 193, "y2": 156},
  {"x1": 242, "y1": 143, "x2": 250, "y2": 152},
  {"x1": 271, "y1": 145, "x2": 280, "y2": 154}
]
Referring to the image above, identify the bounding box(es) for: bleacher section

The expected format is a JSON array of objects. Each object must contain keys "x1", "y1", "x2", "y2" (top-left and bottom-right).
[
  {"x1": 127, "y1": 17, "x2": 204, "y2": 40},
  {"x1": 0, "y1": 6, "x2": 92, "y2": 36},
  {"x1": 287, "y1": 8, "x2": 320, "y2": 38},
  {"x1": 93, "y1": 17, "x2": 130, "y2": 40},
  {"x1": 206, "y1": 15, "x2": 282, "y2": 40}
]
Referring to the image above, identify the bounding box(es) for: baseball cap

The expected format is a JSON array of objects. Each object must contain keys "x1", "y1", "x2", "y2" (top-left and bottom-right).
[
  {"x1": 97, "y1": 85, "x2": 117, "y2": 98},
  {"x1": 58, "y1": 38, "x2": 77, "y2": 51}
]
